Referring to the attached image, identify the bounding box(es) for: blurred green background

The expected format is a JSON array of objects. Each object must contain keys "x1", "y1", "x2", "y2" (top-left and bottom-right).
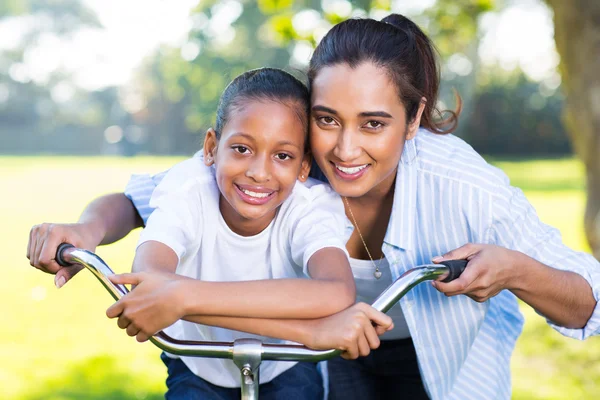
[{"x1": 2, "y1": 0, "x2": 599, "y2": 399}]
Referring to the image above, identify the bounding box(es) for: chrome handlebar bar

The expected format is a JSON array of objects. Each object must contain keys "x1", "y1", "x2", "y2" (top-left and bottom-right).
[{"x1": 56, "y1": 243, "x2": 466, "y2": 362}]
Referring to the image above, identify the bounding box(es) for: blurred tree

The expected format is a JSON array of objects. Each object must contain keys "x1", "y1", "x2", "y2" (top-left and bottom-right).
[
  {"x1": 465, "y1": 69, "x2": 569, "y2": 156},
  {"x1": 0, "y1": 0, "x2": 108, "y2": 154},
  {"x1": 545, "y1": 0, "x2": 600, "y2": 258},
  {"x1": 133, "y1": 0, "x2": 495, "y2": 154}
]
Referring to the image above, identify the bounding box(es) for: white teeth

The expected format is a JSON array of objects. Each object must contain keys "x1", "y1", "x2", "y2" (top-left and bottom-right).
[
  {"x1": 241, "y1": 189, "x2": 270, "y2": 198},
  {"x1": 335, "y1": 164, "x2": 368, "y2": 174}
]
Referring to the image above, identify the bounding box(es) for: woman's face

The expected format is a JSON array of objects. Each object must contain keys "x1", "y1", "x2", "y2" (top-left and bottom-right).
[{"x1": 310, "y1": 62, "x2": 422, "y2": 199}]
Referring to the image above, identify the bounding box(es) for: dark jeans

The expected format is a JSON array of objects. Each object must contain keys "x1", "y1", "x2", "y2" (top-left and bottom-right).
[
  {"x1": 327, "y1": 338, "x2": 429, "y2": 400},
  {"x1": 161, "y1": 353, "x2": 323, "y2": 400}
]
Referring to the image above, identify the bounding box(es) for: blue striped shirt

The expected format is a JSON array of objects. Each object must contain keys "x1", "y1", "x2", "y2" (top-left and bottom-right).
[{"x1": 125, "y1": 129, "x2": 600, "y2": 399}]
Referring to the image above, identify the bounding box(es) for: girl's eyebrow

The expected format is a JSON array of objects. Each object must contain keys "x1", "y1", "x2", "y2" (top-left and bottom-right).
[
  {"x1": 229, "y1": 132, "x2": 302, "y2": 150},
  {"x1": 312, "y1": 105, "x2": 393, "y2": 119}
]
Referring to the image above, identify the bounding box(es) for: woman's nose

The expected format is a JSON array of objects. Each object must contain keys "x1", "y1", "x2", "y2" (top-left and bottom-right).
[{"x1": 333, "y1": 129, "x2": 362, "y2": 161}]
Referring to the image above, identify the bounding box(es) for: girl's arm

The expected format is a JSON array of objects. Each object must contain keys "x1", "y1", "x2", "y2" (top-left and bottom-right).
[
  {"x1": 177, "y1": 246, "x2": 356, "y2": 319},
  {"x1": 108, "y1": 244, "x2": 355, "y2": 325},
  {"x1": 184, "y1": 303, "x2": 393, "y2": 360}
]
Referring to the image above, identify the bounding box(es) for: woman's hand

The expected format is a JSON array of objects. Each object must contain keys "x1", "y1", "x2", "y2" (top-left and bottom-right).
[
  {"x1": 431, "y1": 243, "x2": 520, "y2": 302},
  {"x1": 27, "y1": 222, "x2": 103, "y2": 288},
  {"x1": 106, "y1": 271, "x2": 190, "y2": 342},
  {"x1": 307, "y1": 302, "x2": 394, "y2": 360}
]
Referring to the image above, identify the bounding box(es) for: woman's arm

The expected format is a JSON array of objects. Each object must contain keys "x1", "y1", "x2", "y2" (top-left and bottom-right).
[
  {"x1": 27, "y1": 193, "x2": 142, "y2": 287},
  {"x1": 433, "y1": 186, "x2": 600, "y2": 334},
  {"x1": 432, "y1": 243, "x2": 596, "y2": 329}
]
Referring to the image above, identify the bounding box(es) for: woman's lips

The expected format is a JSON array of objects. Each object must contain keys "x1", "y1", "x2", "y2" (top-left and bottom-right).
[
  {"x1": 331, "y1": 162, "x2": 370, "y2": 181},
  {"x1": 234, "y1": 184, "x2": 276, "y2": 205}
]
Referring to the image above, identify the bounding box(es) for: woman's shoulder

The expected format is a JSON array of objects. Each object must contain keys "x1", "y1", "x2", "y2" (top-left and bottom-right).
[{"x1": 413, "y1": 129, "x2": 510, "y2": 191}]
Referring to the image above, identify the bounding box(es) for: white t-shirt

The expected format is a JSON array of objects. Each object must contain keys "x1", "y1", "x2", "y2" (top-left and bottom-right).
[{"x1": 138, "y1": 155, "x2": 348, "y2": 388}]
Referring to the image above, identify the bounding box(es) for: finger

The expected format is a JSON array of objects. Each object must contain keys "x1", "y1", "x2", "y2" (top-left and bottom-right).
[
  {"x1": 126, "y1": 324, "x2": 141, "y2": 337},
  {"x1": 38, "y1": 230, "x2": 64, "y2": 274},
  {"x1": 341, "y1": 343, "x2": 359, "y2": 360},
  {"x1": 364, "y1": 324, "x2": 381, "y2": 350},
  {"x1": 33, "y1": 227, "x2": 48, "y2": 268},
  {"x1": 357, "y1": 334, "x2": 370, "y2": 357},
  {"x1": 136, "y1": 331, "x2": 151, "y2": 343},
  {"x1": 363, "y1": 307, "x2": 393, "y2": 330},
  {"x1": 54, "y1": 265, "x2": 84, "y2": 288},
  {"x1": 106, "y1": 301, "x2": 125, "y2": 319},
  {"x1": 432, "y1": 243, "x2": 481, "y2": 264},
  {"x1": 28, "y1": 227, "x2": 40, "y2": 267},
  {"x1": 117, "y1": 315, "x2": 131, "y2": 330},
  {"x1": 26, "y1": 226, "x2": 36, "y2": 261},
  {"x1": 109, "y1": 273, "x2": 143, "y2": 286},
  {"x1": 434, "y1": 263, "x2": 479, "y2": 295}
]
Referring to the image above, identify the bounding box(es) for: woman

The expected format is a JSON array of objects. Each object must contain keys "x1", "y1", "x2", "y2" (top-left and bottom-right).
[{"x1": 28, "y1": 14, "x2": 600, "y2": 400}]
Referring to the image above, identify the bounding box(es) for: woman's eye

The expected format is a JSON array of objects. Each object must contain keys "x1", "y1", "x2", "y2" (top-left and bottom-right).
[
  {"x1": 318, "y1": 116, "x2": 336, "y2": 125},
  {"x1": 365, "y1": 120, "x2": 384, "y2": 129},
  {"x1": 276, "y1": 153, "x2": 292, "y2": 161},
  {"x1": 233, "y1": 146, "x2": 250, "y2": 154}
]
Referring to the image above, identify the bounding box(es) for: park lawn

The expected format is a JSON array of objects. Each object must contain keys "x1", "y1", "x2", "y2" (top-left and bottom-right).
[{"x1": 1, "y1": 156, "x2": 598, "y2": 399}]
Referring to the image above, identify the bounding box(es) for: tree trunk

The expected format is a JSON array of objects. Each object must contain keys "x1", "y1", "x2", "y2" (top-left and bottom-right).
[{"x1": 546, "y1": 0, "x2": 600, "y2": 259}]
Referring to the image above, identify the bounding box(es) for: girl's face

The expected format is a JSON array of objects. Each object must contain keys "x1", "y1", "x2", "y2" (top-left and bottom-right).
[
  {"x1": 310, "y1": 62, "x2": 424, "y2": 199},
  {"x1": 204, "y1": 100, "x2": 310, "y2": 236}
]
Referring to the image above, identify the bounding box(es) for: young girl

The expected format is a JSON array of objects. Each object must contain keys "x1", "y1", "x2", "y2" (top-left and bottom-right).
[{"x1": 104, "y1": 68, "x2": 360, "y2": 399}]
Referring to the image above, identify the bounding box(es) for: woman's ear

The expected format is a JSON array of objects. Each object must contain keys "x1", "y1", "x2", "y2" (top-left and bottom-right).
[
  {"x1": 298, "y1": 152, "x2": 312, "y2": 182},
  {"x1": 203, "y1": 128, "x2": 218, "y2": 166},
  {"x1": 406, "y1": 98, "x2": 426, "y2": 140}
]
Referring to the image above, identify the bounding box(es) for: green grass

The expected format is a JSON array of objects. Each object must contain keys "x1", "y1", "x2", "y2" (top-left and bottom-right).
[{"x1": 2, "y1": 156, "x2": 599, "y2": 399}]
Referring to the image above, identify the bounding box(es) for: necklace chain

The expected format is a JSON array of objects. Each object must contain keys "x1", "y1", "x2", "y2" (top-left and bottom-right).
[{"x1": 343, "y1": 196, "x2": 383, "y2": 279}]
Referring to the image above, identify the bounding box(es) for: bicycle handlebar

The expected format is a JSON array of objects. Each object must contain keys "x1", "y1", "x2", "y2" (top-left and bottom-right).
[{"x1": 55, "y1": 243, "x2": 467, "y2": 362}]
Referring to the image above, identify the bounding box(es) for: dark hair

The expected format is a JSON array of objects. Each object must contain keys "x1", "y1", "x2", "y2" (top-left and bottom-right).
[
  {"x1": 308, "y1": 14, "x2": 461, "y2": 134},
  {"x1": 215, "y1": 68, "x2": 310, "y2": 139}
]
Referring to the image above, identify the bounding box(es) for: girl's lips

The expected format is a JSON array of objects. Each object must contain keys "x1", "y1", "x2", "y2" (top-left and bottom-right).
[
  {"x1": 331, "y1": 162, "x2": 370, "y2": 181},
  {"x1": 234, "y1": 184, "x2": 276, "y2": 205}
]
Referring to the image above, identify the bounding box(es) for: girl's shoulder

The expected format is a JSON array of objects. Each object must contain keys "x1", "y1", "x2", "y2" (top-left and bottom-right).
[
  {"x1": 159, "y1": 153, "x2": 216, "y2": 192},
  {"x1": 277, "y1": 179, "x2": 345, "y2": 223}
]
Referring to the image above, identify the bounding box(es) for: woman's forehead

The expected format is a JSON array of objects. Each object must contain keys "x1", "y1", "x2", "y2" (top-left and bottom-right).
[{"x1": 310, "y1": 62, "x2": 402, "y2": 112}]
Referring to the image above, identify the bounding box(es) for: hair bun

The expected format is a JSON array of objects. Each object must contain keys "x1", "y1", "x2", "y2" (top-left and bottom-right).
[{"x1": 381, "y1": 14, "x2": 415, "y2": 31}]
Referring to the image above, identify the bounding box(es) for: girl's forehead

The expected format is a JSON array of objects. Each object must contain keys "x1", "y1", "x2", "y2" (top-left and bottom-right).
[
  {"x1": 311, "y1": 63, "x2": 403, "y2": 113},
  {"x1": 221, "y1": 100, "x2": 306, "y2": 145}
]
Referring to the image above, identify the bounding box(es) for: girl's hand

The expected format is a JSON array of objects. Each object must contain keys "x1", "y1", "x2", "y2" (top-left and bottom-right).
[
  {"x1": 308, "y1": 302, "x2": 394, "y2": 360},
  {"x1": 27, "y1": 222, "x2": 102, "y2": 288},
  {"x1": 431, "y1": 243, "x2": 521, "y2": 302},
  {"x1": 106, "y1": 272, "x2": 190, "y2": 342}
]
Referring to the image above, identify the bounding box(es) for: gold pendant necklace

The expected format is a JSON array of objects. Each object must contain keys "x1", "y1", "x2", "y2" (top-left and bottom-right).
[{"x1": 343, "y1": 196, "x2": 383, "y2": 279}]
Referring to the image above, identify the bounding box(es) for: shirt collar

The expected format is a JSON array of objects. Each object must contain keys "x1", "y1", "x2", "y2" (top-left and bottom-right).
[{"x1": 383, "y1": 136, "x2": 418, "y2": 251}]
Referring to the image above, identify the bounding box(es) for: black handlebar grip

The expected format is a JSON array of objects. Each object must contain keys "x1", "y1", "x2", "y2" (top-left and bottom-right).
[
  {"x1": 56, "y1": 243, "x2": 75, "y2": 267},
  {"x1": 439, "y1": 259, "x2": 468, "y2": 283}
]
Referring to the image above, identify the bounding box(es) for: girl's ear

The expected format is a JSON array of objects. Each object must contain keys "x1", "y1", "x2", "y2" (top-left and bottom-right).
[
  {"x1": 406, "y1": 98, "x2": 426, "y2": 140},
  {"x1": 298, "y1": 152, "x2": 312, "y2": 182},
  {"x1": 203, "y1": 128, "x2": 218, "y2": 166}
]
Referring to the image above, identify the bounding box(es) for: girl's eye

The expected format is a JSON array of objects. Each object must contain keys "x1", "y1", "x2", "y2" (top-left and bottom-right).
[
  {"x1": 276, "y1": 153, "x2": 292, "y2": 161},
  {"x1": 233, "y1": 145, "x2": 250, "y2": 154},
  {"x1": 365, "y1": 120, "x2": 384, "y2": 129}
]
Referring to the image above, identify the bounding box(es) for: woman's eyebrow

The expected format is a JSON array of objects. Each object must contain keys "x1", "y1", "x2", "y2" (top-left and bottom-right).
[
  {"x1": 312, "y1": 105, "x2": 337, "y2": 114},
  {"x1": 359, "y1": 111, "x2": 393, "y2": 119}
]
